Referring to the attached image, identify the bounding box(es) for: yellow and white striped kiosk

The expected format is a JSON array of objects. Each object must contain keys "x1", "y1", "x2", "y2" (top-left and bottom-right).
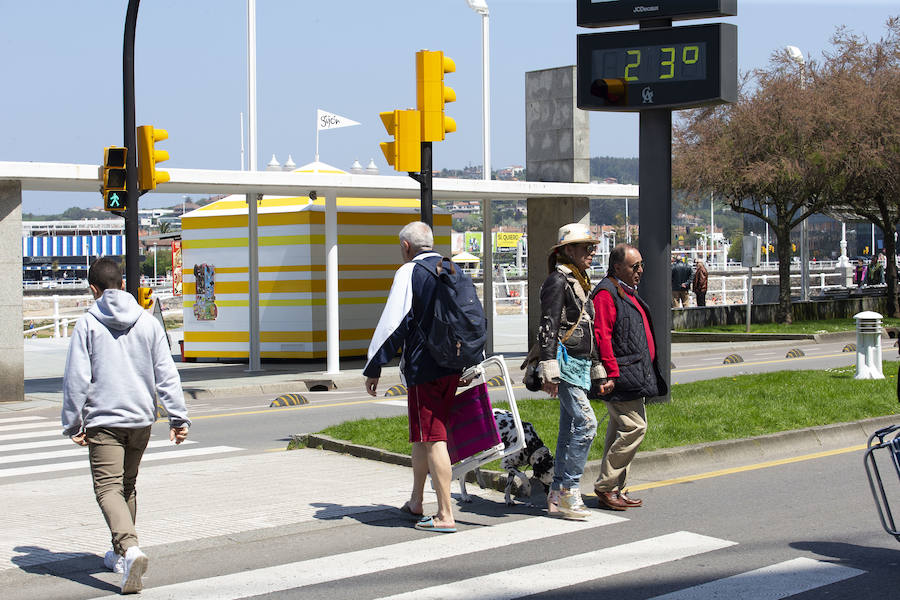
[{"x1": 180, "y1": 195, "x2": 451, "y2": 360}]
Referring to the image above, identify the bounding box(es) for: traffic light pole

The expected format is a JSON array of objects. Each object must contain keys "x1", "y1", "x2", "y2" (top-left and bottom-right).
[
  {"x1": 410, "y1": 142, "x2": 433, "y2": 227},
  {"x1": 123, "y1": 0, "x2": 141, "y2": 298}
]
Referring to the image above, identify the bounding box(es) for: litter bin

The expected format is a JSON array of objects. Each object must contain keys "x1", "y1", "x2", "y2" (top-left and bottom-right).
[{"x1": 854, "y1": 311, "x2": 884, "y2": 380}]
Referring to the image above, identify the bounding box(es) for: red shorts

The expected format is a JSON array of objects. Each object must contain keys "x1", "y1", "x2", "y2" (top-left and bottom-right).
[{"x1": 408, "y1": 374, "x2": 459, "y2": 443}]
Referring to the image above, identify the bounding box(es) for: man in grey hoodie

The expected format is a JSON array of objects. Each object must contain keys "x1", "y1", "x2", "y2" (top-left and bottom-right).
[{"x1": 61, "y1": 257, "x2": 190, "y2": 594}]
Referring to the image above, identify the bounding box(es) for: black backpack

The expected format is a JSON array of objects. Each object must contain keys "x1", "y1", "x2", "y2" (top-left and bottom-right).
[{"x1": 416, "y1": 257, "x2": 487, "y2": 370}]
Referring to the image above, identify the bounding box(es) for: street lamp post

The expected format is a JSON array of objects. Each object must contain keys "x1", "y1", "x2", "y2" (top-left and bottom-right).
[
  {"x1": 467, "y1": 0, "x2": 494, "y2": 354},
  {"x1": 786, "y1": 45, "x2": 810, "y2": 301},
  {"x1": 466, "y1": 0, "x2": 490, "y2": 182}
]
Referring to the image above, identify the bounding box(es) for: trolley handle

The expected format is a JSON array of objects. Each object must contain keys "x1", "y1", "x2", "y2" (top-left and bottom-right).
[{"x1": 870, "y1": 424, "x2": 900, "y2": 448}]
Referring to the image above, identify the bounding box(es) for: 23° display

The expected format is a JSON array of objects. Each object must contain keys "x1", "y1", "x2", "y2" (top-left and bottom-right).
[{"x1": 593, "y1": 42, "x2": 707, "y2": 84}]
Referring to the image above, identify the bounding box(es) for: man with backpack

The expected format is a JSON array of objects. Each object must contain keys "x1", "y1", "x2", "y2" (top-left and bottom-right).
[{"x1": 364, "y1": 221, "x2": 486, "y2": 534}]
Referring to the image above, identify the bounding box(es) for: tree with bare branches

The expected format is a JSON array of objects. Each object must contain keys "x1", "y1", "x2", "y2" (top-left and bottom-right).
[
  {"x1": 672, "y1": 21, "x2": 897, "y2": 323},
  {"x1": 821, "y1": 19, "x2": 900, "y2": 316}
]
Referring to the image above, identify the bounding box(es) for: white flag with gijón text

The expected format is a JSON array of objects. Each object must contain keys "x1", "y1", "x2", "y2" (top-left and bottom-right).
[{"x1": 317, "y1": 109, "x2": 361, "y2": 131}]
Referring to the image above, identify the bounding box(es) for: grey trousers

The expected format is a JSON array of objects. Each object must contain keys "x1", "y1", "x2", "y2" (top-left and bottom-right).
[
  {"x1": 594, "y1": 398, "x2": 647, "y2": 492},
  {"x1": 86, "y1": 425, "x2": 152, "y2": 556}
]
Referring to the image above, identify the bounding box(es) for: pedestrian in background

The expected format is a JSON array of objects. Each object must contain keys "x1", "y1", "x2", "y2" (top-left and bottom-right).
[
  {"x1": 364, "y1": 222, "x2": 468, "y2": 533},
  {"x1": 692, "y1": 259, "x2": 709, "y2": 307},
  {"x1": 61, "y1": 257, "x2": 190, "y2": 594},
  {"x1": 537, "y1": 223, "x2": 608, "y2": 520},
  {"x1": 671, "y1": 256, "x2": 692, "y2": 307},
  {"x1": 591, "y1": 244, "x2": 667, "y2": 511}
]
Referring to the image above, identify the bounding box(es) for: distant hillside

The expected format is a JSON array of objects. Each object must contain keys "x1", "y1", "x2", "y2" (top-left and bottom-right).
[{"x1": 591, "y1": 156, "x2": 638, "y2": 184}]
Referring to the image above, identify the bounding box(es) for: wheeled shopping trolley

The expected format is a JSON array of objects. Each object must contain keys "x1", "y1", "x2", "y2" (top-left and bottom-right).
[
  {"x1": 448, "y1": 355, "x2": 526, "y2": 494},
  {"x1": 864, "y1": 424, "x2": 900, "y2": 542}
]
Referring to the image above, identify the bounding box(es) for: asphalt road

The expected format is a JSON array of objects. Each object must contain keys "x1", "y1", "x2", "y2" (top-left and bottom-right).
[{"x1": 4, "y1": 434, "x2": 898, "y2": 599}]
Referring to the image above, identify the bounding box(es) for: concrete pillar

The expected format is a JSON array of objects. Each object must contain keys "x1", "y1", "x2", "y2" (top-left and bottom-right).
[
  {"x1": 525, "y1": 66, "x2": 590, "y2": 347},
  {"x1": 0, "y1": 181, "x2": 24, "y2": 402}
]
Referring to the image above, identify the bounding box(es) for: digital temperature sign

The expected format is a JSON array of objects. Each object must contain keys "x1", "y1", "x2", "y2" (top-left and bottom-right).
[{"x1": 577, "y1": 23, "x2": 736, "y2": 111}]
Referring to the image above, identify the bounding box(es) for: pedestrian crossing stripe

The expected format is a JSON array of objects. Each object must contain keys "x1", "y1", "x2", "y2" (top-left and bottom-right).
[
  {"x1": 0, "y1": 415, "x2": 47, "y2": 424},
  {"x1": 0, "y1": 445, "x2": 241, "y2": 479},
  {"x1": 0, "y1": 439, "x2": 198, "y2": 466},
  {"x1": 89, "y1": 515, "x2": 629, "y2": 600},
  {"x1": 0, "y1": 428, "x2": 61, "y2": 443},
  {"x1": 372, "y1": 531, "x2": 736, "y2": 600},
  {"x1": 647, "y1": 557, "x2": 864, "y2": 600},
  {"x1": 0, "y1": 421, "x2": 62, "y2": 433}
]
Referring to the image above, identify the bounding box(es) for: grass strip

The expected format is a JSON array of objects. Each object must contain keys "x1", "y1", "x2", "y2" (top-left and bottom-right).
[{"x1": 318, "y1": 363, "x2": 900, "y2": 464}]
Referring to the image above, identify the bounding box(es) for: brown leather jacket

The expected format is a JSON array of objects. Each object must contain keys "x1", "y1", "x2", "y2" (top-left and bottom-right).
[{"x1": 692, "y1": 263, "x2": 708, "y2": 294}]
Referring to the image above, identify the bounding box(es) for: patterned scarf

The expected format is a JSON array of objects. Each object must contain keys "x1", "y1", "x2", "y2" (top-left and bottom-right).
[{"x1": 556, "y1": 252, "x2": 592, "y2": 294}]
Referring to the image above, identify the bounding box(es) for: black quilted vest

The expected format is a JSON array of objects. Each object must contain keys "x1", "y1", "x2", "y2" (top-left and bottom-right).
[{"x1": 592, "y1": 277, "x2": 667, "y2": 402}]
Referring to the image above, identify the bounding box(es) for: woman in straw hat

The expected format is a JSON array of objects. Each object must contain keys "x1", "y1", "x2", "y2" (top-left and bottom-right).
[{"x1": 536, "y1": 223, "x2": 607, "y2": 520}]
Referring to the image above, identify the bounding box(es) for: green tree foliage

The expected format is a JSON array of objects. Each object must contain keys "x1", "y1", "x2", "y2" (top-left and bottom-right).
[
  {"x1": 590, "y1": 156, "x2": 638, "y2": 183},
  {"x1": 141, "y1": 247, "x2": 172, "y2": 278}
]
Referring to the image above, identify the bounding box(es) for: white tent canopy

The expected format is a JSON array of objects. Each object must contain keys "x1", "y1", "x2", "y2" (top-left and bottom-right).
[{"x1": 452, "y1": 251, "x2": 480, "y2": 263}]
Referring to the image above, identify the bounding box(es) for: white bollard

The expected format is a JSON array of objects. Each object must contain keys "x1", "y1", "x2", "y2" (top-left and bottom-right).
[
  {"x1": 854, "y1": 311, "x2": 884, "y2": 380},
  {"x1": 62, "y1": 318, "x2": 69, "y2": 339},
  {"x1": 53, "y1": 295, "x2": 60, "y2": 339}
]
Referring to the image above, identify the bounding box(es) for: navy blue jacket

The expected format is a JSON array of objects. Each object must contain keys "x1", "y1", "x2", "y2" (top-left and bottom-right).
[{"x1": 363, "y1": 252, "x2": 460, "y2": 386}]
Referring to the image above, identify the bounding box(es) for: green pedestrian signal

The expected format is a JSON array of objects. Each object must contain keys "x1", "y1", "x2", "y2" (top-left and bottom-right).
[
  {"x1": 105, "y1": 191, "x2": 124, "y2": 211},
  {"x1": 102, "y1": 146, "x2": 127, "y2": 212}
]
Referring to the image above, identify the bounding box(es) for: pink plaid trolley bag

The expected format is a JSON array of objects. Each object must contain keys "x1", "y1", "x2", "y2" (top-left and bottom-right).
[
  {"x1": 448, "y1": 356, "x2": 527, "y2": 500},
  {"x1": 446, "y1": 383, "x2": 501, "y2": 464}
]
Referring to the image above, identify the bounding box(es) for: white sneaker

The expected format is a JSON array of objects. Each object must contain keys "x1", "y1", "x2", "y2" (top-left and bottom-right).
[
  {"x1": 121, "y1": 546, "x2": 148, "y2": 594},
  {"x1": 558, "y1": 488, "x2": 591, "y2": 520},
  {"x1": 103, "y1": 548, "x2": 124, "y2": 574}
]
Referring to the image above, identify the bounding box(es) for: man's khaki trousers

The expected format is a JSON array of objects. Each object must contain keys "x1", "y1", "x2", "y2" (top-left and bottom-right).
[
  {"x1": 594, "y1": 398, "x2": 647, "y2": 493},
  {"x1": 86, "y1": 426, "x2": 152, "y2": 556}
]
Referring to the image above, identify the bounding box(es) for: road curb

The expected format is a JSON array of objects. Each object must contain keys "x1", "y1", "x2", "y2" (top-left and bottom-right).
[{"x1": 293, "y1": 415, "x2": 900, "y2": 499}]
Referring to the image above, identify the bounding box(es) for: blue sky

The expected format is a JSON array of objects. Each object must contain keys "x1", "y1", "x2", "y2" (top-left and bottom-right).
[{"x1": 1, "y1": 0, "x2": 896, "y2": 213}]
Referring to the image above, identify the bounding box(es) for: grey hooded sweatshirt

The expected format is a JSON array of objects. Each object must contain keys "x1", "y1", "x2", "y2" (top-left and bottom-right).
[{"x1": 61, "y1": 289, "x2": 190, "y2": 437}]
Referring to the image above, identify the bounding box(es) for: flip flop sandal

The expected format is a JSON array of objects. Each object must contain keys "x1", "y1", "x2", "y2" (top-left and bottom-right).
[{"x1": 414, "y1": 516, "x2": 457, "y2": 533}]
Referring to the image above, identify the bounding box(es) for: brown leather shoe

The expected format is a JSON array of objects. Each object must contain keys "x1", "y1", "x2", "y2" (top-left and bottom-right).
[
  {"x1": 617, "y1": 490, "x2": 642, "y2": 507},
  {"x1": 595, "y1": 490, "x2": 628, "y2": 511}
]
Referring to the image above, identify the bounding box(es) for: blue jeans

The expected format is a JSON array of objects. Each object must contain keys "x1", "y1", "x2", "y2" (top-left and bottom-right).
[{"x1": 552, "y1": 380, "x2": 597, "y2": 491}]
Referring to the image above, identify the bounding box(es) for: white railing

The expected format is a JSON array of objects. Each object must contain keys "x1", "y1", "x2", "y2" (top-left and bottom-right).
[{"x1": 24, "y1": 292, "x2": 178, "y2": 339}]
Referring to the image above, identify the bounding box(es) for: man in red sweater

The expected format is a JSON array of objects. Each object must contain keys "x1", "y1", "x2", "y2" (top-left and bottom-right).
[{"x1": 591, "y1": 244, "x2": 667, "y2": 511}]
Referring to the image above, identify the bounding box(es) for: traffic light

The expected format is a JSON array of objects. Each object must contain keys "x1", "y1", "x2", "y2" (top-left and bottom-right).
[
  {"x1": 416, "y1": 50, "x2": 456, "y2": 142},
  {"x1": 137, "y1": 286, "x2": 153, "y2": 309},
  {"x1": 380, "y1": 109, "x2": 421, "y2": 172},
  {"x1": 589, "y1": 78, "x2": 628, "y2": 107},
  {"x1": 102, "y1": 146, "x2": 127, "y2": 212},
  {"x1": 137, "y1": 125, "x2": 170, "y2": 191}
]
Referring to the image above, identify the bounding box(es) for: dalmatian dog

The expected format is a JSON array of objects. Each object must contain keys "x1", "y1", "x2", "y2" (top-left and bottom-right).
[{"x1": 459, "y1": 409, "x2": 555, "y2": 505}]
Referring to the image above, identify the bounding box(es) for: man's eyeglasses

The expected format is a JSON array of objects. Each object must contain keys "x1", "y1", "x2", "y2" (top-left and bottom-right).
[
  {"x1": 577, "y1": 243, "x2": 597, "y2": 253},
  {"x1": 627, "y1": 261, "x2": 644, "y2": 272}
]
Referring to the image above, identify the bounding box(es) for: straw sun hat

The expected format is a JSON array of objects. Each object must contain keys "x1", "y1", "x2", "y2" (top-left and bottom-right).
[{"x1": 549, "y1": 222, "x2": 601, "y2": 253}]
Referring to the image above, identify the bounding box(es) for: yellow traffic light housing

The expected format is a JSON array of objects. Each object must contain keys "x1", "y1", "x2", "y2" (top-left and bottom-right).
[
  {"x1": 137, "y1": 125, "x2": 170, "y2": 191},
  {"x1": 416, "y1": 50, "x2": 456, "y2": 142},
  {"x1": 102, "y1": 146, "x2": 127, "y2": 212},
  {"x1": 380, "y1": 109, "x2": 421, "y2": 172},
  {"x1": 137, "y1": 286, "x2": 153, "y2": 309}
]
